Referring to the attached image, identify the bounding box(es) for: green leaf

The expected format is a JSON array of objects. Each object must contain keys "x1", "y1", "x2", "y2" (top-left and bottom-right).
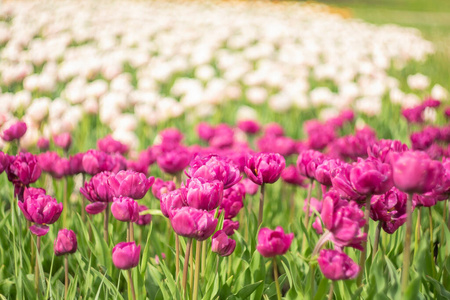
[
  {"x1": 424, "y1": 275, "x2": 450, "y2": 299},
  {"x1": 236, "y1": 280, "x2": 263, "y2": 299},
  {"x1": 140, "y1": 223, "x2": 153, "y2": 275},
  {"x1": 313, "y1": 278, "x2": 329, "y2": 300}
]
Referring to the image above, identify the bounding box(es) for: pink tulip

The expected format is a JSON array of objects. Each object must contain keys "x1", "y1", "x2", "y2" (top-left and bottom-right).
[
  {"x1": 156, "y1": 147, "x2": 191, "y2": 175},
  {"x1": 152, "y1": 178, "x2": 176, "y2": 200},
  {"x1": 160, "y1": 189, "x2": 187, "y2": 218},
  {"x1": 370, "y1": 187, "x2": 408, "y2": 234},
  {"x1": 244, "y1": 153, "x2": 285, "y2": 185},
  {"x1": 211, "y1": 230, "x2": 236, "y2": 257},
  {"x1": 54, "y1": 229, "x2": 77, "y2": 256},
  {"x1": 111, "y1": 196, "x2": 140, "y2": 222},
  {"x1": 220, "y1": 183, "x2": 245, "y2": 219},
  {"x1": 256, "y1": 226, "x2": 294, "y2": 257},
  {"x1": 281, "y1": 165, "x2": 308, "y2": 186},
  {"x1": 1, "y1": 121, "x2": 27, "y2": 142},
  {"x1": 222, "y1": 219, "x2": 239, "y2": 236},
  {"x1": 170, "y1": 207, "x2": 217, "y2": 241},
  {"x1": 97, "y1": 135, "x2": 128, "y2": 154},
  {"x1": 241, "y1": 178, "x2": 259, "y2": 195},
  {"x1": 53, "y1": 133, "x2": 72, "y2": 151},
  {"x1": 297, "y1": 150, "x2": 324, "y2": 180},
  {"x1": 36, "y1": 137, "x2": 49, "y2": 151},
  {"x1": 108, "y1": 170, "x2": 154, "y2": 200},
  {"x1": 317, "y1": 249, "x2": 359, "y2": 281},
  {"x1": 349, "y1": 158, "x2": 393, "y2": 195},
  {"x1": 184, "y1": 178, "x2": 224, "y2": 211},
  {"x1": 136, "y1": 205, "x2": 152, "y2": 226},
  {"x1": 80, "y1": 171, "x2": 114, "y2": 214},
  {"x1": 112, "y1": 242, "x2": 141, "y2": 270}
]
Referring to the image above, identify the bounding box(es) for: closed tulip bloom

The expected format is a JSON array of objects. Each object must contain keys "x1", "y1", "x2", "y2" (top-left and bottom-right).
[
  {"x1": 111, "y1": 196, "x2": 140, "y2": 222},
  {"x1": 244, "y1": 153, "x2": 285, "y2": 185},
  {"x1": 97, "y1": 135, "x2": 129, "y2": 154},
  {"x1": 23, "y1": 187, "x2": 46, "y2": 199},
  {"x1": 152, "y1": 178, "x2": 176, "y2": 200},
  {"x1": 304, "y1": 120, "x2": 336, "y2": 150},
  {"x1": 297, "y1": 150, "x2": 324, "y2": 180},
  {"x1": 184, "y1": 178, "x2": 224, "y2": 211},
  {"x1": 317, "y1": 249, "x2": 359, "y2": 281},
  {"x1": 256, "y1": 135, "x2": 297, "y2": 157},
  {"x1": 69, "y1": 153, "x2": 85, "y2": 175},
  {"x1": 54, "y1": 229, "x2": 77, "y2": 256},
  {"x1": 222, "y1": 219, "x2": 239, "y2": 236},
  {"x1": 256, "y1": 226, "x2": 294, "y2": 257},
  {"x1": 390, "y1": 151, "x2": 443, "y2": 194},
  {"x1": 36, "y1": 137, "x2": 49, "y2": 151},
  {"x1": 80, "y1": 171, "x2": 114, "y2": 214},
  {"x1": 197, "y1": 122, "x2": 215, "y2": 141},
  {"x1": 211, "y1": 230, "x2": 236, "y2": 257},
  {"x1": 160, "y1": 188, "x2": 187, "y2": 218},
  {"x1": 157, "y1": 147, "x2": 191, "y2": 174},
  {"x1": 1, "y1": 121, "x2": 27, "y2": 141},
  {"x1": 264, "y1": 123, "x2": 284, "y2": 137},
  {"x1": 208, "y1": 124, "x2": 235, "y2": 149},
  {"x1": 170, "y1": 207, "x2": 218, "y2": 241},
  {"x1": 349, "y1": 158, "x2": 393, "y2": 195},
  {"x1": 242, "y1": 178, "x2": 259, "y2": 195},
  {"x1": 136, "y1": 205, "x2": 152, "y2": 226},
  {"x1": 0, "y1": 151, "x2": 11, "y2": 174},
  {"x1": 53, "y1": 133, "x2": 72, "y2": 151},
  {"x1": 112, "y1": 242, "x2": 141, "y2": 270},
  {"x1": 51, "y1": 157, "x2": 71, "y2": 179},
  {"x1": 315, "y1": 159, "x2": 343, "y2": 186},
  {"x1": 160, "y1": 128, "x2": 184, "y2": 151},
  {"x1": 238, "y1": 120, "x2": 260, "y2": 135},
  {"x1": 82, "y1": 149, "x2": 116, "y2": 175},
  {"x1": 186, "y1": 155, "x2": 242, "y2": 189},
  {"x1": 281, "y1": 165, "x2": 308, "y2": 186},
  {"x1": 331, "y1": 164, "x2": 366, "y2": 203},
  {"x1": 18, "y1": 192, "x2": 63, "y2": 236},
  {"x1": 37, "y1": 151, "x2": 59, "y2": 174},
  {"x1": 108, "y1": 170, "x2": 154, "y2": 200},
  {"x1": 370, "y1": 187, "x2": 408, "y2": 234},
  {"x1": 220, "y1": 183, "x2": 245, "y2": 218}
]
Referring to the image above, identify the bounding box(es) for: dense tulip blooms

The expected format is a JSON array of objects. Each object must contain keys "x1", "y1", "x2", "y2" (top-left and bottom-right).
[
  {"x1": 257, "y1": 135, "x2": 297, "y2": 156},
  {"x1": 136, "y1": 205, "x2": 152, "y2": 226},
  {"x1": 160, "y1": 128, "x2": 184, "y2": 151},
  {"x1": 0, "y1": 151, "x2": 10, "y2": 173},
  {"x1": 51, "y1": 157, "x2": 71, "y2": 179},
  {"x1": 244, "y1": 153, "x2": 285, "y2": 185},
  {"x1": 349, "y1": 158, "x2": 393, "y2": 195},
  {"x1": 413, "y1": 190, "x2": 446, "y2": 208},
  {"x1": 186, "y1": 155, "x2": 242, "y2": 189},
  {"x1": 184, "y1": 178, "x2": 224, "y2": 211},
  {"x1": 304, "y1": 120, "x2": 336, "y2": 150},
  {"x1": 264, "y1": 123, "x2": 284, "y2": 137},
  {"x1": 321, "y1": 191, "x2": 366, "y2": 250},
  {"x1": 53, "y1": 133, "x2": 72, "y2": 151},
  {"x1": 315, "y1": 159, "x2": 343, "y2": 186},
  {"x1": 220, "y1": 183, "x2": 245, "y2": 218},
  {"x1": 7, "y1": 152, "x2": 42, "y2": 199},
  {"x1": 209, "y1": 124, "x2": 235, "y2": 149},
  {"x1": 238, "y1": 120, "x2": 260, "y2": 135},
  {"x1": 242, "y1": 178, "x2": 259, "y2": 195},
  {"x1": 170, "y1": 207, "x2": 218, "y2": 241},
  {"x1": 297, "y1": 150, "x2": 324, "y2": 180},
  {"x1": 1, "y1": 121, "x2": 27, "y2": 141},
  {"x1": 331, "y1": 164, "x2": 366, "y2": 203},
  {"x1": 370, "y1": 187, "x2": 408, "y2": 234},
  {"x1": 152, "y1": 178, "x2": 176, "y2": 200},
  {"x1": 222, "y1": 219, "x2": 239, "y2": 236},
  {"x1": 112, "y1": 242, "x2": 141, "y2": 270},
  {"x1": 54, "y1": 229, "x2": 77, "y2": 256},
  {"x1": 317, "y1": 249, "x2": 359, "y2": 281},
  {"x1": 303, "y1": 197, "x2": 323, "y2": 216},
  {"x1": 80, "y1": 171, "x2": 114, "y2": 214},
  {"x1": 38, "y1": 151, "x2": 60, "y2": 173},
  {"x1": 410, "y1": 131, "x2": 434, "y2": 151},
  {"x1": 23, "y1": 187, "x2": 46, "y2": 199},
  {"x1": 402, "y1": 105, "x2": 425, "y2": 124},
  {"x1": 82, "y1": 149, "x2": 115, "y2": 175},
  {"x1": 390, "y1": 151, "x2": 443, "y2": 194},
  {"x1": 111, "y1": 196, "x2": 140, "y2": 222},
  {"x1": 160, "y1": 189, "x2": 187, "y2": 218},
  {"x1": 211, "y1": 230, "x2": 236, "y2": 257},
  {"x1": 126, "y1": 159, "x2": 149, "y2": 176},
  {"x1": 256, "y1": 226, "x2": 294, "y2": 257},
  {"x1": 441, "y1": 157, "x2": 450, "y2": 195},
  {"x1": 197, "y1": 122, "x2": 215, "y2": 141},
  {"x1": 18, "y1": 192, "x2": 63, "y2": 236},
  {"x1": 108, "y1": 170, "x2": 154, "y2": 200},
  {"x1": 281, "y1": 165, "x2": 308, "y2": 186},
  {"x1": 156, "y1": 147, "x2": 191, "y2": 174},
  {"x1": 36, "y1": 137, "x2": 49, "y2": 151},
  {"x1": 367, "y1": 139, "x2": 408, "y2": 163},
  {"x1": 97, "y1": 135, "x2": 128, "y2": 154}
]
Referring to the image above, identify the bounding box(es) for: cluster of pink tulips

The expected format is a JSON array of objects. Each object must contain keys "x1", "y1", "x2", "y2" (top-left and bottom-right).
[{"x1": 1, "y1": 98, "x2": 450, "y2": 299}]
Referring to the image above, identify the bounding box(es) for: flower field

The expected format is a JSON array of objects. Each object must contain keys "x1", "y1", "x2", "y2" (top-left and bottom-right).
[{"x1": 0, "y1": 0, "x2": 449, "y2": 299}]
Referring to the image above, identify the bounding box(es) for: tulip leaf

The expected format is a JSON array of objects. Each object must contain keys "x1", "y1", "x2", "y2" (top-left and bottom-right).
[
  {"x1": 140, "y1": 222, "x2": 153, "y2": 275},
  {"x1": 404, "y1": 276, "x2": 421, "y2": 300},
  {"x1": 235, "y1": 280, "x2": 263, "y2": 299},
  {"x1": 313, "y1": 277, "x2": 329, "y2": 300},
  {"x1": 264, "y1": 274, "x2": 287, "y2": 298},
  {"x1": 424, "y1": 275, "x2": 450, "y2": 299},
  {"x1": 140, "y1": 209, "x2": 164, "y2": 217},
  {"x1": 159, "y1": 260, "x2": 179, "y2": 299}
]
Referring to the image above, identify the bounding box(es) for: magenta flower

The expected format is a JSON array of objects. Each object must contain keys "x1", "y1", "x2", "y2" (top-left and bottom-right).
[
  {"x1": 242, "y1": 178, "x2": 259, "y2": 195},
  {"x1": 97, "y1": 135, "x2": 129, "y2": 154},
  {"x1": 208, "y1": 125, "x2": 235, "y2": 149},
  {"x1": 160, "y1": 128, "x2": 184, "y2": 151},
  {"x1": 367, "y1": 139, "x2": 408, "y2": 163},
  {"x1": 390, "y1": 151, "x2": 443, "y2": 194},
  {"x1": 36, "y1": 138, "x2": 49, "y2": 151},
  {"x1": 126, "y1": 159, "x2": 149, "y2": 176},
  {"x1": 152, "y1": 178, "x2": 176, "y2": 200},
  {"x1": 315, "y1": 159, "x2": 343, "y2": 186},
  {"x1": 222, "y1": 219, "x2": 239, "y2": 236},
  {"x1": 186, "y1": 155, "x2": 242, "y2": 189},
  {"x1": 402, "y1": 105, "x2": 425, "y2": 124},
  {"x1": 330, "y1": 164, "x2": 366, "y2": 203},
  {"x1": 321, "y1": 191, "x2": 366, "y2": 250},
  {"x1": 38, "y1": 151, "x2": 59, "y2": 174},
  {"x1": 349, "y1": 158, "x2": 393, "y2": 195},
  {"x1": 304, "y1": 120, "x2": 336, "y2": 150},
  {"x1": 53, "y1": 133, "x2": 72, "y2": 151},
  {"x1": 112, "y1": 242, "x2": 141, "y2": 270},
  {"x1": 82, "y1": 150, "x2": 116, "y2": 175},
  {"x1": 160, "y1": 189, "x2": 187, "y2": 218},
  {"x1": 413, "y1": 190, "x2": 446, "y2": 208},
  {"x1": 296, "y1": 150, "x2": 324, "y2": 180},
  {"x1": 281, "y1": 165, "x2": 308, "y2": 186},
  {"x1": 220, "y1": 183, "x2": 245, "y2": 218},
  {"x1": 238, "y1": 120, "x2": 260, "y2": 135},
  {"x1": 197, "y1": 122, "x2": 215, "y2": 141},
  {"x1": 211, "y1": 230, "x2": 236, "y2": 257},
  {"x1": 80, "y1": 171, "x2": 114, "y2": 214},
  {"x1": 264, "y1": 123, "x2": 284, "y2": 137},
  {"x1": 68, "y1": 153, "x2": 85, "y2": 175},
  {"x1": 18, "y1": 192, "x2": 63, "y2": 236},
  {"x1": 370, "y1": 187, "x2": 408, "y2": 234},
  {"x1": 7, "y1": 152, "x2": 42, "y2": 200},
  {"x1": 184, "y1": 178, "x2": 224, "y2": 211},
  {"x1": 136, "y1": 205, "x2": 152, "y2": 226},
  {"x1": 244, "y1": 153, "x2": 285, "y2": 185},
  {"x1": 317, "y1": 249, "x2": 359, "y2": 281},
  {"x1": 1, "y1": 121, "x2": 27, "y2": 142},
  {"x1": 108, "y1": 170, "x2": 154, "y2": 200},
  {"x1": 0, "y1": 151, "x2": 11, "y2": 174},
  {"x1": 157, "y1": 147, "x2": 191, "y2": 175},
  {"x1": 256, "y1": 135, "x2": 297, "y2": 157},
  {"x1": 170, "y1": 207, "x2": 218, "y2": 241},
  {"x1": 111, "y1": 196, "x2": 140, "y2": 222},
  {"x1": 23, "y1": 187, "x2": 46, "y2": 199},
  {"x1": 54, "y1": 229, "x2": 77, "y2": 256},
  {"x1": 256, "y1": 226, "x2": 294, "y2": 257}
]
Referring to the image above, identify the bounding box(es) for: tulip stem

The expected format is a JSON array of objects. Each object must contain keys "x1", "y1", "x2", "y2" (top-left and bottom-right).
[
  {"x1": 304, "y1": 179, "x2": 314, "y2": 228},
  {"x1": 228, "y1": 255, "x2": 232, "y2": 277},
  {"x1": 176, "y1": 235, "x2": 180, "y2": 281},
  {"x1": 201, "y1": 240, "x2": 206, "y2": 278},
  {"x1": 30, "y1": 222, "x2": 35, "y2": 273},
  {"x1": 63, "y1": 177, "x2": 68, "y2": 227},
  {"x1": 35, "y1": 236, "x2": 41, "y2": 293},
  {"x1": 429, "y1": 207, "x2": 434, "y2": 253},
  {"x1": 373, "y1": 221, "x2": 382, "y2": 261},
  {"x1": 258, "y1": 183, "x2": 265, "y2": 227},
  {"x1": 104, "y1": 204, "x2": 109, "y2": 243},
  {"x1": 442, "y1": 199, "x2": 448, "y2": 256},
  {"x1": 193, "y1": 241, "x2": 202, "y2": 300},
  {"x1": 190, "y1": 241, "x2": 194, "y2": 295},
  {"x1": 129, "y1": 222, "x2": 134, "y2": 243},
  {"x1": 182, "y1": 238, "x2": 193, "y2": 296},
  {"x1": 327, "y1": 281, "x2": 334, "y2": 300},
  {"x1": 356, "y1": 194, "x2": 371, "y2": 286},
  {"x1": 81, "y1": 174, "x2": 86, "y2": 222},
  {"x1": 414, "y1": 207, "x2": 421, "y2": 258},
  {"x1": 273, "y1": 257, "x2": 282, "y2": 300},
  {"x1": 289, "y1": 185, "x2": 295, "y2": 223},
  {"x1": 64, "y1": 255, "x2": 69, "y2": 299},
  {"x1": 401, "y1": 193, "x2": 413, "y2": 293},
  {"x1": 127, "y1": 269, "x2": 136, "y2": 300}
]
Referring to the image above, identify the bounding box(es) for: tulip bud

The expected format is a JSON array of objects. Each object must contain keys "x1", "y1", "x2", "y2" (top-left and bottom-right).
[
  {"x1": 220, "y1": 183, "x2": 245, "y2": 218},
  {"x1": 54, "y1": 229, "x2": 77, "y2": 256},
  {"x1": 211, "y1": 230, "x2": 236, "y2": 257},
  {"x1": 170, "y1": 207, "x2": 217, "y2": 241},
  {"x1": 281, "y1": 165, "x2": 307, "y2": 186},
  {"x1": 296, "y1": 150, "x2": 324, "y2": 180},
  {"x1": 184, "y1": 178, "x2": 223, "y2": 211},
  {"x1": 37, "y1": 137, "x2": 50, "y2": 151},
  {"x1": 97, "y1": 134, "x2": 129, "y2": 154},
  {"x1": 222, "y1": 219, "x2": 239, "y2": 236},
  {"x1": 111, "y1": 196, "x2": 139, "y2": 222},
  {"x1": 156, "y1": 147, "x2": 191, "y2": 175},
  {"x1": 136, "y1": 205, "x2": 152, "y2": 226},
  {"x1": 256, "y1": 226, "x2": 293, "y2": 257},
  {"x1": 53, "y1": 132, "x2": 72, "y2": 151},
  {"x1": 317, "y1": 249, "x2": 359, "y2": 281},
  {"x1": 112, "y1": 242, "x2": 141, "y2": 270},
  {"x1": 160, "y1": 189, "x2": 186, "y2": 218}
]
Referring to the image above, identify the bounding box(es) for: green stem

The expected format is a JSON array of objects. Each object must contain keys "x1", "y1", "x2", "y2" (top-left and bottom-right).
[
  {"x1": 442, "y1": 199, "x2": 448, "y2": 256},
  {"x1": 429, "y1": 207, "x2": 434, "y2": 253},
  {"x1": 327, "y1": 281, "x2": 334, "y2": 300},
  {"x1": 373, "y1": 221, "x2": 382, "y2": 261},
  {"x1": 63, "y1": 177, "x2": 68, "y2": 227},
  {"x1": 401, "y1": 193, "x2": 413, "y2": 293},
  {"x1": 304, "y1": 179, "x2": 314, "y2": 228},
  {"x1": 190, "y1": 241, "x2": 194, "y2": 296},
  {"x1": 176, "y1": 234, "x2": 180, "y2": 281},
  {"x1": 127, "y1": 269, "x2": 136, "y2": 300},
  {"x1": 414, "y1": 207, "x2": 421, "y2": 258},
  {"x1": 258, "y1": 183, "x2": 265, "y2": 227},
  {"x1": 193, "y1": 241, "x2": 202, "y2": 300},
  {"x1": 289, "y1": 185, "x2": 295, "y2": 223},
  {"x1": 35, "y1": 236, "x2": 41, "y2": 293},
  {"x1": 201, "y1": 240, "x2": 207, "y2": 278},
  {"x1": 228, "y1": 254, "x2": 232, "y2": 277},
  {"x1": 64, "y1": 255, "x2": 69, "y2": 299},
  {"x1": 81, "y1": 174, "x2": 86, "y2": 222},
  {"x1": 273, "y1": 257, "x2": 282, "y2": 300},
  {"x1": 129, "y1": 221, "x2": 134, "y2": 243},
  {"x1": 356, "y1": 194, "x2": 371, "y2": 286},
  {"x1": 182, "y1": 238, "x2": 193, "y2": 296}
]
